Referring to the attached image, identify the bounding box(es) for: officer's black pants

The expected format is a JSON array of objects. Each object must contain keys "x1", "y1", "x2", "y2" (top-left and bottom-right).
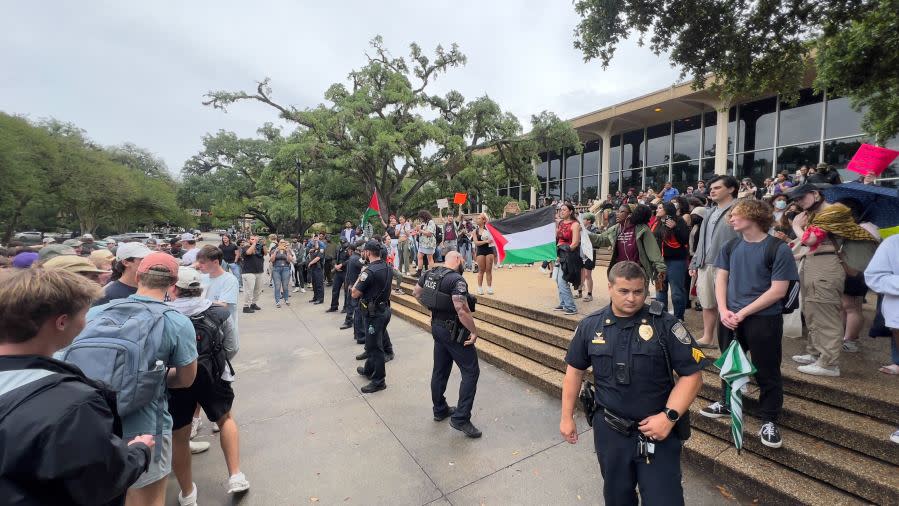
[
  {"x1": 362, "y1": 308, "x2": 391, "y2": 384},
  {"x1": 324, "y1": 259, "x2": 334, "y2": 284},
  {"x1": 309, "y1": 267, "x2": 324, "y2": 302},
  {"x1": 717, "y1": 313, "x2": 783, "y2": 422},
  {"x1": 431, "y1": 321, "x2": 479, "y2": 423},
  {"x1": 593, "y1": 414, "x2": 684, "y2": 506},
  {"x1": 330, "y1": 271, "x2": 346, "y2": 310},
  {"x1": 353, "y1": 303, "x2": 365, "y2": 342}
]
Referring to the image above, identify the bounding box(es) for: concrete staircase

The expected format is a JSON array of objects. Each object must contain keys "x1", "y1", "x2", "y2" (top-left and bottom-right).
[{"x1": 389, "y1": 276, "x2": 899, "y2": 505}]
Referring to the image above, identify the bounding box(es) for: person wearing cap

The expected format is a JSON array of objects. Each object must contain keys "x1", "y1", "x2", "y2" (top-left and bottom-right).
[
  {"x1": 327, "y1": 239, "x2": 351, "y2": 313},
  {"x1": 43, "y1": 255, "x2": 110, "y2": 284},
  {"x1": 80, "y1": 234, "x2": 99, "y2": 256},
  {"x1": 62, "y1": 238, "x2": 84, "y2": 256},
  {"x1": 41, "y1": 236, "x2": 55, "y2": 245},
  {"x1": 179, "y1": 233, "x2": 199, "y2": 266},
  {"x1": 169, "y1": 238, "x2": 184, "y2": 259},
  {"x1": 106, "y1": 239, "x2": 117, "y2": 252},
  {"x1": 807, "y1": 162, "x2": 842, "y2": 185},
  {"x1": 351, "y1": 240, "x2": 393, "y2": 393},
  {"x1": 0, "y1": 268, "x2": 155, "y2": 505},
  {"x1": 38, "y1": 243, "x2": 77, "y2": 264},
  {"x1": 93, "y1": 241, "x2": 152, "y2": 306},
  {"x1": 89, "y1": 249, "x2": 116, "y2": 285},
  {"x1": 12, "y1": 251, "x2": 39, "y2": 269},
  {"x1": 84, "y1": 252, "x2": 198, "y2": 505},
  {"x1": 167, "y1": 267, "x2": 249, "y2": 502},
  {"x1": 240, "y1": 235, "x2": 267, "y2": 313}
]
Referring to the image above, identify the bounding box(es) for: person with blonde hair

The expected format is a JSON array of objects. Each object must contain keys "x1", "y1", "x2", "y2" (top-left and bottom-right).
[
  {"x1": 269, "y1": 239, "x2": 296, "y2": 308},
  {"x1": 473, "y1": 212, "x2": 495, "y2": 295}
]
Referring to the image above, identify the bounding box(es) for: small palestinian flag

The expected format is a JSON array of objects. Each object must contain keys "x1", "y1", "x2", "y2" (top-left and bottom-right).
[
  {"x1": 714, "y1": 340, "x2": 757, "y2": 453},
  {"x1": 486, "y1": 206, "x2": 557, "y2": 264},
  {"x1": 361, "y1": 191, "x2": 381, "y2": 229}
]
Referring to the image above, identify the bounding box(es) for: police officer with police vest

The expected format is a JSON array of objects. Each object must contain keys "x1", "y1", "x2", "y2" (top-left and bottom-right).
[
  {"x1": 412, "y1": 251, "x2": 482, "y2": 438},
  {"x1": 351, "y1": 240, "x2": 392, "y2": 393},
  {"x1": 560, "y1": 261, "x2": 706, "y2": 505}
]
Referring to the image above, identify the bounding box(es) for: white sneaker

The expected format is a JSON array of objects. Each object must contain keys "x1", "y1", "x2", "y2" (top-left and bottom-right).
[
  {"x1": 486, "y1": 287, "x2": 494, "y2": 295},
  {"x1": 842, "y1": 340, "x2": 859, "y2": 353},
  {"x1": 178, "y1": 482, "x2": 198, "y2": 506},
  {"x1": 791, "y1": 354, "x2": 817, "y2": 365},
  {"x1": 190, "y1": 417, "x2": 201, "y2": 439},
  {"x1": 227, "y1": 472, "x2": 250, "y2": 494},
  {"x1": 477, "y1": 287, "x2": 484, "y2": 295},
  {"x1": 212, "y1": 422, "x2": 220, "y2": 433},
  {"x1": 890, "y1": 429, "x2": 899, "y2": 444},
  {"x1": 797, "y1": 363, "x2": 840, "y2": 377},
  {"x1": 189, "y1": 441, "x2": 210, "y2": 454},
  {"x1": 293, "y1": 287, "x2": 300, "y2": 293},
  {"x1": 300, "y1": 288, "x2": 306, "y2": 293}
]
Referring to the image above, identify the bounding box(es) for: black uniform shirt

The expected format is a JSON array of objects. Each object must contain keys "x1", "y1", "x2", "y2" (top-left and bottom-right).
[
  {"x1": 565, "y1": 305, "x2": 706, "y2": 421},
  {"x1": 356, "y1": 259, "x2": 390, "y2": 304},
  {"x1": 334, "y1": 248, "x2": 349, "y2": 271},
  {"x1": 416, "y1": 268, "x2": 468, "y2": 320},
  {"x1": 345, "y1": 253, "x2": 363, "y2": 286},
  {"x1": 307, "y1": 249, "x2": 323, "y2": 270}
]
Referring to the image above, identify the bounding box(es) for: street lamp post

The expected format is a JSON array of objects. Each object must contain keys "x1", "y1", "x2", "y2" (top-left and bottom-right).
[{"x1": 295, "y1": 157, "x2": 302, "y2": 236}]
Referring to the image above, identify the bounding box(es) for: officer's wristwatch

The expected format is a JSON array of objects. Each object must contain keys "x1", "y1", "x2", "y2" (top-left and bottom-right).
[{"x1": 663, "y1": 407, "x2": 680, "y2": 423}]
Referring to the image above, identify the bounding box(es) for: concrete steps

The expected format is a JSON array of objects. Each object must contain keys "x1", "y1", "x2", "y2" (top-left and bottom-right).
[{"x1": 389, "y1": 280, "x2": 899, "y2": 505}]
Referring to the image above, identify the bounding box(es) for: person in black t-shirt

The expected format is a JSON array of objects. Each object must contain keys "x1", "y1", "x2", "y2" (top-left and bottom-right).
[
  {"x1": 220, "y1": 235, "x2": 241, "y2": 290},
  {"x1": 240, "y1": 236, "x2": 266, "y2": 313},
  {"x1": 93, "y1": 242, "x2": 152, "y2": 306}
]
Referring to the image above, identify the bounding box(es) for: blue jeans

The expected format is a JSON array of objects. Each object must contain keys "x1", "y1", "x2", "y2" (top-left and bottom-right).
[
  {"x1": 272, "y1": 265, "x2": 291, "y2": 303},
  {"x1": 656, "y1": 258, "x2": 687, "y2": 320},
  {"x1": 460, "y1": 242, "x2": 473, "y2": 270},
  {"x1": 554, "y1": 264, "x2": 576, "y2": 312},
  {"x1": 223, "y1": 261, "x2": 242, "y2": 288}
]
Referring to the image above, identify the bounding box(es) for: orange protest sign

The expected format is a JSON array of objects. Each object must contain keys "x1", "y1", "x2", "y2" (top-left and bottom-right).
[{"x1": 453, "y1": 192, "x2": 467, "y2": 205}]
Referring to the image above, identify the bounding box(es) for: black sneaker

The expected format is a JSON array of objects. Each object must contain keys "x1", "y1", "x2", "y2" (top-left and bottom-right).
[
  {"x1": 699, "y1": 402, "x2": 731, "y2": 419},
  {"x1": 242, "y1": 306, "x2": 254, "y2": 314},
  {"x1": 385, "y1": 353, "x2": 395, "y2": 362},
  {"x1": 355, "y1": 352, "x2": 368, "y2": 360},
  {"x1": 450, "y1": 420, "x2": 482, "y2": 438},
  {"x1": 326, "y1": 307, "x2": 337, "y2": 313},
  {"x1": 356, "y1": 366, "x2": 370, "y2": 378},
  {"x1": 360, "y1": 381, "x2": 386, "y2": 394},
  {"x1": 434, "y1": 406, "x2": 456, "y2": 422},
  {"x1": 250, "y1": 304, "x2": 262, "y2": 311},
  {"x1": 759, "y1": 422, "x2": 782, "y2": 448}
]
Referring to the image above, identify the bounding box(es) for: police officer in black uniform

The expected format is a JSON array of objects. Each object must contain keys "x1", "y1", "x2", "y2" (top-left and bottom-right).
[
  {"x1": 351, "y1": 240, "x2": 392, "y2": 393},
  {"x1": 327, "y1": 239, "x2": 350, "y2": 313},
  {"x1": 340, "y1": 242, "x2": 362, "y2": 330},
  {"x1": 560, "y1": 261, "x2": 706, "y2": 506},
  {"x1": 412, "y1": 251, "x2": 482, "y2": 438}
]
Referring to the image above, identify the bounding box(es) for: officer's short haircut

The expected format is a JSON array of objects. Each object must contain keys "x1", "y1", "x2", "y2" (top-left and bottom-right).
[
  {"x1": 0, "y1": 268, "x2": 102, "y2": 344},
  {"x1": 196, "y1": 244, "x2": 223, "y2": 263},
  {"x1": 608, "y1": 261, "x2": 648, "y2": 287}
]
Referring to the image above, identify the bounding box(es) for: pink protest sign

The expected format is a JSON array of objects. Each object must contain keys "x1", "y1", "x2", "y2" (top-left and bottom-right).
[{"x1": 846, "y1": 143, "x2": 899, "y2": 176}]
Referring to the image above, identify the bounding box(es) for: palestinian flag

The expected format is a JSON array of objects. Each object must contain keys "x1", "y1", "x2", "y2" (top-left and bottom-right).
[
  {"x1": 486, "y1": 206, "x2": 557, "y2": 264},
  {"x1": 714, "y1": 340, "x2": 757, "y2": 453},
  {"x1": 361, "y1": 191, "x2": 381, "y2": 229}
]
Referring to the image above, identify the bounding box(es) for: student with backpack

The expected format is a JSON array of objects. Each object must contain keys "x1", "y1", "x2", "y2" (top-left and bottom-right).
[
  {"x1": 0, "y1": 268, "x2": 155, "y2": 505},
  {"x1": 699, "y1": 199, "x2": 799, "y2": 449},
  {"x1": 167, "y1": 267, "x2": 248, "y2": 504},
  {"x1": 59, "y1": 252, "x2": 198, "y2": 506}
]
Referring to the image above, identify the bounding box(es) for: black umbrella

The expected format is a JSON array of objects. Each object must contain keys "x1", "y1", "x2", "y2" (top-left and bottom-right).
[{"x1": 823, "y1": 182, "x2": 899, "y2": 230}]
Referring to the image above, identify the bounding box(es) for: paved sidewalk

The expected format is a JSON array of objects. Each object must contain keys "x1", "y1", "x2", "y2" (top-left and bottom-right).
[{"x1": 171, "y1": 287, "x2": 748, "y2": 505}]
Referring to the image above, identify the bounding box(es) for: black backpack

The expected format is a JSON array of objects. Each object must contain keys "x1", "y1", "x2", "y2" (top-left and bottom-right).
[
  {"x1": 434, "y1": 223, "x2": 444, "y2": 244},
  {"x1": 189, "y1": 309, "x2": 233, "y2": 382},
  {"x1": 722, "y1": 236, "x2": 800, "y2": 314}
]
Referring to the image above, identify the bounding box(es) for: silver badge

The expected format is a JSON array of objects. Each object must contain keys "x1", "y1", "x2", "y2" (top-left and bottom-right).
[{"x1": 672, "y1": 322, "x2": 691, "y2": 345}]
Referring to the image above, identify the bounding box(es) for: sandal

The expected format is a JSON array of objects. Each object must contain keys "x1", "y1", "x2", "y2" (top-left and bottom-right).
[{"x1": 878, "y1": 364, "x2": 899, "y2": 375}]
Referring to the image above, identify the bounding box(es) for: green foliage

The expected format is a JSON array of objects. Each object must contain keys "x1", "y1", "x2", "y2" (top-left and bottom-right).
[
  {"x1": 572, "y1": 0, "x2": 899, "y2": 142},
  {"x1": 0, "y1": 113, "x2": 185, "y2": 241},
  {"x1": 203, "y1": 37, "x2": 578, "y2": 220}
]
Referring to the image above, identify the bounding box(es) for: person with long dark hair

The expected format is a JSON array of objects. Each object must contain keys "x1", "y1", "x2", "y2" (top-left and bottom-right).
[
  {"x1": 473, "y1": 213, "x2": 495, "y2": 295},
  {"x1": 653, "y1": 202, "x2": 690, "y2": 320},
  {"x1": 553, "y1": 203, "x2": 581, "y2": 315},
  {"x1": 416, "y1": 210, "x2": 437, "y2": 275}
]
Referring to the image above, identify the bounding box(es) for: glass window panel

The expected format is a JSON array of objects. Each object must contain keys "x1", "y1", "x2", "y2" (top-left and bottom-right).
[
  {"x1": 509, "y1": 186, "x2": 521, "y2": 201},
  {"x1": 736, "y1": 150, "x2": 775, "y2": 186},
  {"x1": 564, "y1": 178, "x2": 579, "y2": 202},
  {"x1": 701, "y1": 158, "x2": 719, "y2": 183},
  {"x1": 777, "y1": 142, "x2": 820, "y2": 175},
  {"x1": 728, "y1": 107, "x2": 737, "y2": 154},
  {"x1": 548, "y1": 180, "x2": 561, "y2": 199},
  {"x1": 737, "y1": 96, "x2": 777, "y2": 152},
  {"x1": 778, "y1": 89, "x2": 824, "y2": 146},
  {"x1": 582, "y1": 182, "x2": 598, "y2": 203},
  {"x1": 824, "y1": 136, "x2": 864, "y2": 183},
  {"x1": 644, "y1": 165, "x2": 669, "y2": 192},
  {"x1": 564, "y1": 148, "x2": 581, "y2": 179},
  {"x1": 536, "y1": 152, "x2": 548, "y2": 184},
  {"x1": 672, "y1": 161, "x2": 700, "y2": 192},
  {"x1": 622, "y1": 129, "x2": 644, "y2": 169},
  {"x1": 609, "y1": 169, "x2": 620, "y2": 196},
  {"x1": 646, "y1": 123, "x2": 671, "y2": 166},
  {"x1": 621, "y1": 169, "x2": 642, "y2": 193},
  {"x1": 498, "y1": 187, "x2": 508, "y2": 197},
  {"x1": 610, "y1": 135, "x2": 621, "y2": 173},
  {"x1": 549, "y1": 150, "x2": 562, "y2": 180},
  {"x1": 702, "y1": 111, "x2": 717, "y2": 157},
  {"x1": 583, "y1": 140, "x2": 600, "y2": 176},
  {"x1": 825, "y1": 96, "x2": 866, "y2": 140},
  {"x1": 673, "y1": 115, "x2": 701, "y2": 161}
]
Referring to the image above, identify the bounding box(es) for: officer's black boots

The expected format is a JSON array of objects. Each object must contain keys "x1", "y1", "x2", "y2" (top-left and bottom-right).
[
  {"x1": 433, "y1": 406, "x2": 456, "y2": 422},
  {"x1": 356, "y1": 366, "x2": 370, "y2": 378},
  {"x1": 361, "y1": 381, "x2": 386, "y2": 393},
  {"x1": 385, "y1": 353, "x2": 395, "y2": 362},
  {"x1": 339, "y1": 323, "x2": 352, "y2": 330},
  {"x1": 450, "y1": 420, "x2": 482, "y2": 438},
  {"x1": 356, "y1": 352, "x2": 368, "y2": 360}
]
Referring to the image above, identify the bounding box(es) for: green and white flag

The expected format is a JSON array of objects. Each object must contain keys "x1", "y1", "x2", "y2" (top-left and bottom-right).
[{"x1": 714, "y1": 340, "x2": 757, "y2": 452}]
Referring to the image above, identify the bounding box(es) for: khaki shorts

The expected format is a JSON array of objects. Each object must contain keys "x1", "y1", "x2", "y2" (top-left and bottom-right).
[
  {"x1": 130, "y1": 434, "x2": 172, "y2": 489},
  {"x1": 696, "y1": 265, "x2": 718, "y2": 309}
]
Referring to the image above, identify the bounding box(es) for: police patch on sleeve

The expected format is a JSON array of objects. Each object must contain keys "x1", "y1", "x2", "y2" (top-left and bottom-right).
[
  {"x1": 672, "y1": 322, "x2": 691, "y2": 344},
  {"x1": 453, "y1": 279, "x2": 468, "y2": 294},
  {"x1": 358, "y1": 271, "x2": 368, "y2": 282}
]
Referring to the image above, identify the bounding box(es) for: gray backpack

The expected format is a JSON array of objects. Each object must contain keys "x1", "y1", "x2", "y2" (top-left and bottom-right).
[{"x1": 58, "y1": 299, "x2": 175, "y2": 435}]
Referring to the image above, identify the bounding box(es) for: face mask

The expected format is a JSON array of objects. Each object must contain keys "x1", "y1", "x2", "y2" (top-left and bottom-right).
[{"x1": 774, "y1": 200, "x2": 787, "y2": 210}]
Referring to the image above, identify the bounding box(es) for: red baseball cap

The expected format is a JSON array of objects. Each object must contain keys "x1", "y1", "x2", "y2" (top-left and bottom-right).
[{"x1": 137, "y1": 252, "x2": 180, "y2": 277}]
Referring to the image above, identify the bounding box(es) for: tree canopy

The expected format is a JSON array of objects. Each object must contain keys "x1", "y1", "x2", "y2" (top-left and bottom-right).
[
  {"x1": 572, "y1": 0, "x2": 899, "y2": 143},
  {"x1": 0, "y1": 113, "x2": 189, "y2": 242},
  {"x1": 202, "y1": 36, "x2": 579, "y2": 223}
]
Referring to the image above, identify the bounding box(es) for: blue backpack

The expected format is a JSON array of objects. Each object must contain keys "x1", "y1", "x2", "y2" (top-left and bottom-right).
[{"x1": 57, "y1": 299, "x2": 176, "y2": 429}]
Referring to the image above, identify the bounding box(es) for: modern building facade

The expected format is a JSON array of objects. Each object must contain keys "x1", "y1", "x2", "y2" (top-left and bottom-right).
[{"x1": 499, "y1": 79, "x2": 899, "y2": 204}]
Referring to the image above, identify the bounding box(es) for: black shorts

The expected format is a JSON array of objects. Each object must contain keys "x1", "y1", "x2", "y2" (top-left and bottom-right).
[
  {"x1": 843, "y1": 272, "x2": 868, "y2": 297},
  {"x1": 476, "y1": 246, "x2": 494, "y2": 257},
  {"x1": 168, "y1": 373, "x2": 235, "y2": 430}
]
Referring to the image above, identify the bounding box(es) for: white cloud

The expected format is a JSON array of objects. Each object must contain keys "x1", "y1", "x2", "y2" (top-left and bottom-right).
[{"x1": 0, "y1": 0, "x2": 681, "y2": 173}]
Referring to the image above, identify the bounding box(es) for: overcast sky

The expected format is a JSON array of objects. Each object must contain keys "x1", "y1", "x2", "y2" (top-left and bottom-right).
[{"x1": 1, "y1": 1, "x2": 680, "y2": 175}]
